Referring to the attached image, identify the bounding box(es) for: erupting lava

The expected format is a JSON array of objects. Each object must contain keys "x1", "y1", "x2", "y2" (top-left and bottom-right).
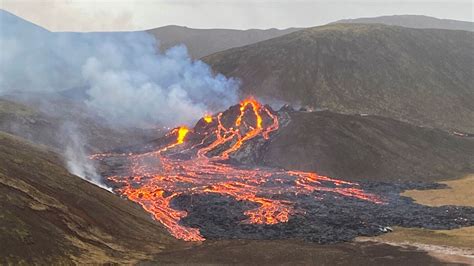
[
  {"x1": 93, "y1": 99, "x2": 382, "y2": 242},
  {"x1": 203, "y1": 114, "x2": 213, "y2": 123},
  {"x1": 176, "y1": 127, "x2": 189, "y2": 144}
]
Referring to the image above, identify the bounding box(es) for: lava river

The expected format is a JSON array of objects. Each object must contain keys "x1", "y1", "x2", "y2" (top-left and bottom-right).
[{"x1": 92, "y1": 99, "x2": 383, "y2": 242}]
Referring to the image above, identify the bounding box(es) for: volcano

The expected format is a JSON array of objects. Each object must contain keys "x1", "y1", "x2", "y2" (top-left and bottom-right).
[{"x1": 93, "y1": 99, "x2": 474, "y2": 243}]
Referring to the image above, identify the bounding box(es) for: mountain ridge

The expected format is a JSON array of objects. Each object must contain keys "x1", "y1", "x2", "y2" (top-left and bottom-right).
[
  {"x1": 147, "y1": 25, "x2": 301, "y2": 58},
  {"x1": 204, "y1": 23, "x2": 474, "y2": 132},
  {"x1": 334, "y1": 15, "x2": 474, "y2": 32}
]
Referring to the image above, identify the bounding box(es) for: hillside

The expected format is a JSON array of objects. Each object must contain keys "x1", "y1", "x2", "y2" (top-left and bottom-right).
[
  {"x1": 246, "y1": 110, "x2": 474, "y2": 182},
  {"x1": 0, "y1": 98, "x2": 160, "y2": 152},
  {"x1": 204, "y1": 24, "x2": 474, "y2": 132},
  {"x1": 0, "y1": 132, "x2": 179, "y2": 264},
  {"x1": 334, "y1": 15, "x2": 474, "y2": 31},
  {"x1": 147, "y1": 25, "x2": 300, "y2": 58}
]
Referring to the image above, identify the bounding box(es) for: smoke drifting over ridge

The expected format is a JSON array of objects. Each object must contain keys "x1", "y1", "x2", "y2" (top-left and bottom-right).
[
  {"x1": 0, "y1": 10, "x2": 239, "y2": 188},
  {"x1": 0, "y1": 10, "x2": 239, "y2": 127}
]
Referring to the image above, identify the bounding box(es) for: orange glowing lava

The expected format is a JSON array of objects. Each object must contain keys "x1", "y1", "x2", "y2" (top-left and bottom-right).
[
  {"x1": 203, "y1": 115, "x2": 213, "y2": 123},
  {"x1": 93, "y1": 98, "x2": 383, "y2": 242},
  {"x1": 176, "y1": 127, "x2": 189, "y2": 144}
]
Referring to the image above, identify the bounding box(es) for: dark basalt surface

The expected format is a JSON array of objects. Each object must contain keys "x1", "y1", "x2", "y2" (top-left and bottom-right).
[{"x1": 171, "y1": 181, "x2": 474, "y2": 243}]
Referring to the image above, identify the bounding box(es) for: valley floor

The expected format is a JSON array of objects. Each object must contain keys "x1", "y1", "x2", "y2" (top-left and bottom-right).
[{"x1": 151, "y1": 239, "x2": 445, "y2": 265}]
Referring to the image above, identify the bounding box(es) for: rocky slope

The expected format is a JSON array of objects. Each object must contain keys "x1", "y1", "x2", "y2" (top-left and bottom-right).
[{"x1": 204, "y1": 24, "x2": 474, "y2": 132}]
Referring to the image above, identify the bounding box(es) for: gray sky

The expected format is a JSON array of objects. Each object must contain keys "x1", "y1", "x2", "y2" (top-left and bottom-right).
[{"x1": 1, "y1": 0, "x2": 473, "y2": 32}]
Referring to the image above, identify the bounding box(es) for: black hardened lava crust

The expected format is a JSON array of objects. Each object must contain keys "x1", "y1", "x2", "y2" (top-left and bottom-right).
[{"x1": 172, "y1": 181, "x2": 474, "y2": 243}]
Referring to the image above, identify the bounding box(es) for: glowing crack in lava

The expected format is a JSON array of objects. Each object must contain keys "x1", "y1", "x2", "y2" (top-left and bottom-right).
[{"x1": 94, "y1": 99, "x2": 383, "y2": 242}]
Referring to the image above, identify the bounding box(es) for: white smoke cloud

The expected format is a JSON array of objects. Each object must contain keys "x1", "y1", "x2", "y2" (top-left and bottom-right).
[
  {"x1": 81, "y1": 44, "x2": 238, "y2": 126},
  {"x1": 0, "y1": 10, "x2": 239, "y2": 188},
  {"x1": 0, "y1": 10, "x2": 240, "y2": 128}
]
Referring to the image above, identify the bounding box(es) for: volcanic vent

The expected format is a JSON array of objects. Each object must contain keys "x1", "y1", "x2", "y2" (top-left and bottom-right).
[{"x1": 93, "y1": 99, "x2": 474, "y2": 243}]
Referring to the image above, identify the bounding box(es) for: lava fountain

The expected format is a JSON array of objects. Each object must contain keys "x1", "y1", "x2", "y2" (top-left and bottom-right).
[{"x1": 93, "y1": 99, "x2": 383, "y2": 241}]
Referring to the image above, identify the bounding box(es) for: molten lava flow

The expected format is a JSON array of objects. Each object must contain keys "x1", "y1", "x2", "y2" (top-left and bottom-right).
[
  {"x1": 203, "y1": 115, "x2": 213, "y2": 123},
  {"x1": 157, "y1": 126, "x2": 189, "y2": 153},
  {"x1": 94, "y1": 99, "x2": 383, "y2": 242},
  {"x1": 176, "y1": 127, "x2": 189, "y2": 144}
]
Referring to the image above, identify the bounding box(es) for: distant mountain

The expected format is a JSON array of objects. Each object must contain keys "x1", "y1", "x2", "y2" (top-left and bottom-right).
[
  {"x1": 334, "y1": 15, "x2": 474, "y2": 31},
  {"x1": 204, "y1": 24, "x2": 474, "y2": 132},
  {"x1": 0, "y1": 9, "x2": 50, "y2": 34},
  {"x1": 147, "y1": 25, "x2": 301, "y2": 58},
  {"x1": 1, "y1": 10, "x2": 299, "y2": 60}
]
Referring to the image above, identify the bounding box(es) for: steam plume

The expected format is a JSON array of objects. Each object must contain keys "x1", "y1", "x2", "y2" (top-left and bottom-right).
[
  {"x1": 61, "y1": 123, "x2": 111, "y2": 190},
  {"x1": 0, "y1": 10, "x2": 239, "y2": 127},
  {"x1": 0, "y1": 10, "x2": 239, "y2": 188}
]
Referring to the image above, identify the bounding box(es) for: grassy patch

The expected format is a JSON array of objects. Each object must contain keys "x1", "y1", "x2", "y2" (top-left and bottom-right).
[
  {"x1": 373, "y1": 226, "x2": 474, "y2": 249},
  {"x1": 402, "y1": 175, "x2": 474, "y2": 207},
  {"x1": 368, "y1": 175, "x2": 474, "y2": 249}
]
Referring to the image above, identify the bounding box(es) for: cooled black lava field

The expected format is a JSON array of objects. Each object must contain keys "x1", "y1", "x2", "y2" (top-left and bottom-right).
[{"x1": 95, "y1": 101, "x2": 474, "y2": 243}]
